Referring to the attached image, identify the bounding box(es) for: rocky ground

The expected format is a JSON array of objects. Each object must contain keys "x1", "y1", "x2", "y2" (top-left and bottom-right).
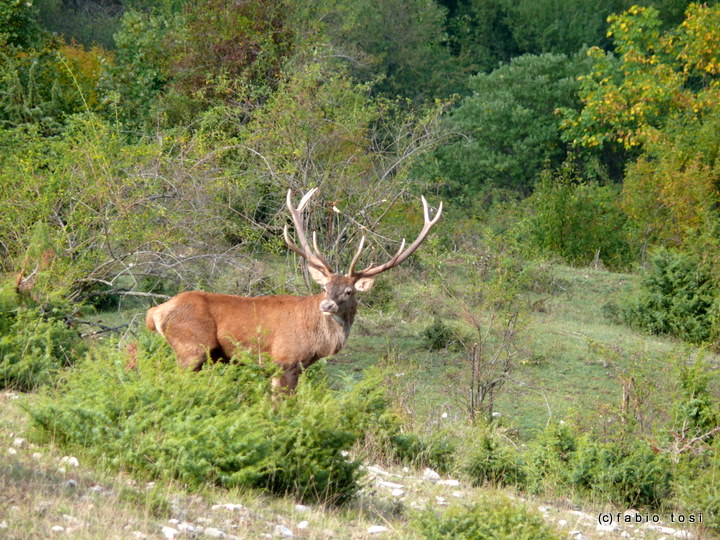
[{"x1": 0, "y1": 390, "x2": 710, "y2": 539}]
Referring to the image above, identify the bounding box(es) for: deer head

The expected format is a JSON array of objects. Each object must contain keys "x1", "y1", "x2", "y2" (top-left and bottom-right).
[{"x1": 283, "y1": 188, "x2": 443, "y2": 322}]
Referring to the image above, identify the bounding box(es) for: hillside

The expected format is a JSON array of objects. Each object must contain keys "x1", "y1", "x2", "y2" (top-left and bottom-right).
[{"x1": 0, "y1": 264, "x2": 716, "y2": 539}]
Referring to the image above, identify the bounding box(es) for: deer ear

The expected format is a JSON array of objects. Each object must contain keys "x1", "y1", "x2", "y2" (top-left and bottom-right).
[
  {"x1": 308, "y1": 265, "x2": 330, "y2": 286},
  {"x1": 354, "y1": 276, "x2": 376, "y2": 292}
]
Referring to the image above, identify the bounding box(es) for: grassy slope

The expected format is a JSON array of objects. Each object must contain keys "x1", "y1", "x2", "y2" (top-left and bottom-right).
[
  {"x1": 336, "y1": 265, "x2": 701, "y2": 439},
  {"x1": 2, "y1": 263, "x2": 716, "y2": 538}
]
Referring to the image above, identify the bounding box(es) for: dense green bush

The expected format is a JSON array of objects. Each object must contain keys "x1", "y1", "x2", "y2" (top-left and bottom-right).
[
  {"x1": 420, "y1": 316, "x2": 458, "y2": 351},
  {"x1": 570, "y1": 439, "x2": 672, "y2": 508},
  {"x1": 524, "y1": 163, "x2": 635, "y2": 269},
  {"x1": 27, "y1": 340, "x2": 430, "y2": 504},
  {"x1": 622, "y1": 248, "x2": 719, "y2": 344},
  {"x1": 527, "y1": 422, "x2": 672, "y2": 508},
  {"x1": 0, "y1": 288, "x2": 86, "y2": 391},
  {"x1": 414, "y1": 492, "x2": 559, "y2": 540},
  {"x1": 463, "y1": 432, "x2": 527, "y2": 488}
]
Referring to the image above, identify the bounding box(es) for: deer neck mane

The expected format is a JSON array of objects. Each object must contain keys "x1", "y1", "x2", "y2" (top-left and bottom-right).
[{"x1": 313, "y1": 294, "x2": 355, "y2": 355}]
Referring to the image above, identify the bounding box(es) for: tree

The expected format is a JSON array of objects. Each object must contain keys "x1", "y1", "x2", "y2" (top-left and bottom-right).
[
  {"x1": 561, "y1": 4, "x2": 720, "y2": 259},
  {"x1": 424, "y1": 52, "x2": 591, "y2": 199},
  {"x1": 301, "y1": 0, "x2": 459, "y2": 100}
]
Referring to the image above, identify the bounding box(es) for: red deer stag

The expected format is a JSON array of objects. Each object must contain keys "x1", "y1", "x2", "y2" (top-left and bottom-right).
[{"x1": 146, "y1": 189, "x2": 442, "y2": 390}]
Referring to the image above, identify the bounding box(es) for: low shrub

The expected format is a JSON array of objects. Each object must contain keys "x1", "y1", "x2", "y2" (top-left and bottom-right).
[
  {"x1": 622, "y1": 248, "x2": 718, "y2": 344},
  {"x1": 523, "y1": 164, "x2": 635, "y2": 270},
  {"x1": 0, "y1": 289, "x2": 86, "y2": 391},
  {"x1": 570, "y1": 439, "x2": 672, "y2": 508},
  {"x1": 414, "y1": 492, "x2": 559, "y2": 539},
  {"x1": 463, "y1": 433, "x2": 527, "y2": 488},
  {"x1": 27, "y1": 336, "x2": 367, "y2": 504},
  {"x1": 527, "y1": 422, "x2": 672, "y2": 508},
  {"x1": 420, "y1": 316, "x2": 458, "y2": 351}
]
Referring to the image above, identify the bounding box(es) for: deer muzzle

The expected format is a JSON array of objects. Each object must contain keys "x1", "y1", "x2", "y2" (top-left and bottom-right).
[{"x1": 319, "y1": 299, "x2": 338, "y2": 315}]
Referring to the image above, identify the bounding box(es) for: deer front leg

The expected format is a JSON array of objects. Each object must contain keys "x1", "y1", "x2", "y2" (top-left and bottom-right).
[{"x1": 272, "y1": 363, "x2": 300, "y2": 393}]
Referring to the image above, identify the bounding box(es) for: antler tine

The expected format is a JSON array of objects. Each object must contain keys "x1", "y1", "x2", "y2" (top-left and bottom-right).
[
  {"x1": 285, "y1": 189, "x2": 334, "y2": 274},
  {"x1": 352, "y1": 196, "x2": 442, "y2": 278},
  {"x1": 346, "y1": 235, "x2": 366, "y2": 277}
]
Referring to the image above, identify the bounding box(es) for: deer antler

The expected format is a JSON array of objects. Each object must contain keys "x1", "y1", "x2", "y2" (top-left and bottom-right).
[
  {"x1": 284, "y1": 189, "x2": 334, "y2": 275},
  {"x1": 347, "y1": 196, "x2": 442, "y2": 278}
]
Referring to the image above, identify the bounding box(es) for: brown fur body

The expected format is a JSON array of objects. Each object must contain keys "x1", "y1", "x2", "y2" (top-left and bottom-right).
[
  {"x1": 146, "y1": 189, "x2": 441, "y2": 390},
  {"x1": 146, "y1": 287, "x2": 355, "y2": 388}
]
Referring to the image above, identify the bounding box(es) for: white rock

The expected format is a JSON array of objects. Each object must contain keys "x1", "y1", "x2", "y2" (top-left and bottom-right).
[
  {"x1": 294, "y1": 504, "x2": 310, "y2": 513},
  {"x1": 377, "y1": 480, "x2": 404, "y2": 489},
  {"x1": 60, "y1": 456, "x2": 79, "y2": 467},
  {"x1": 62, "y1": 514, "x2": 83, "y2": 527},
  {"x1": 51, "y1": 525, "x2": 65, "y2": 533},
  {"x1": 130, "y1": 532, "x2": 147, "y2": 539},
  {"x1": 367, "y1": 465, "x2": 391, "y2": 477},
  {"x1": 441, "y1": 412, "x2": 448, "y2": 418},
  {"x1": 12, "y1": 438, "x2": 25, "y2": 448},
  {"x1": 674, "y1": 531, "x2": 694, "y2": 539},
  {"x1": 423, "y1": 468, "x2": 440, "y2": 482},
  {"x1": 367, "y1": 525, "x2": 389, "y2": 534},
  {"x1": 538, "y1": 506, "x2": 551, "y2": 513},
  {"x1": 0, "y1": 521, "x2": 7, "y2": 529},
  {"x1": 32, "y1": 452, "x2": 41, "y2": 460},
  {"x1": 437, "y1": 479, "x2": 460, "y2": 487},
  {"x1": 204, "y1": 527, "x2": 227, "y2": 538},
  {"x1": 569, "y1": 532, "x2": 590, "y2": 540},
  {"x1": 451, "y1": 491, "x2": 463, "y2": 498},
  {"x1": 274, "y1": 525, "x2": 294, "y2": 537},
  {"x1": 558, "y1": 519, "x2": 568, "y2": 527},
  {"x1": 435, "y1": 496, "x2": 448, "y2": 506},
  {"x1": 297, "y1": 521, "x2": 309, "y2": 530},
  {"x1": 7, "y1": 448, "x2": 17, "y2": 456},
  {"x1": 161, "y1": 526, "x2": 179, "y2": 539},
  {"x1": 643, "y1": 524, "x2": 677, "y2": 535},
  {"x1": 178, "y1": 522, "x2": 197, "y2": 534},
  {"x1": 597, "y1": 523, "x2": 619, "y2": 533}
]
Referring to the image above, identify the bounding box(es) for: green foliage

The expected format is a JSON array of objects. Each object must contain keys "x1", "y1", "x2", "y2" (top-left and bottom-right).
[
  {"x1": 528, "y1": 422, "x2": 672, "y2": 508},
  {"x1": 675, "y1": 444, "x2": 720, "y2": 532},
  {"x1": 523, "y1": 162, "x2": 636, "y2": 269},
  {"x1": 420, "y1": 316, "x2": 458, "y2": 351},
  {"x1": 501, "y1": 0, "x2": 628, "y2": 56},
  {"x1": 0, "y1": 40, "x2": 108, "y2": 132},
  {"x1": 463, "y1": 432, "x2": 527, "y2": 488},
  {"x1": 159, "y1": 0, "x2": 294, "y2": 125},
  {"x1": 0, "y1": 114, "x2": 231, "y2": 301},
  {"x1": 425, "y1": 52, "x2": 591, "y2": 198},
  {"x1": 673, "y1": 358, "x2": 720, "y2": 436},
  {"x1": 27, "y1": 340, "x2": 371, "y2": 503},
  {"x1": 100, "y1": 10, "x2": 175, "y2": 130},
  {"x1": 337, "y1": 366, "x2": 456, "y2": 472},
  {"x1": 0, "y1": 0, "x2": 44, "y2": 48},
  {"x1": 305, "y1": 0, "x2": 459, "y2": 100},
  {"x1": 622, "y1": 249, "x2": 718, "y2": 343},
  {"x1": 413, "y1": 492, "x2": 559, "y2": 540},
  {"x1": 570, "y1": 439, "x2": 672, "y2": 508},
  {"x1": 0, "y1": 291, "x2": 86, "y2": 391}
]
